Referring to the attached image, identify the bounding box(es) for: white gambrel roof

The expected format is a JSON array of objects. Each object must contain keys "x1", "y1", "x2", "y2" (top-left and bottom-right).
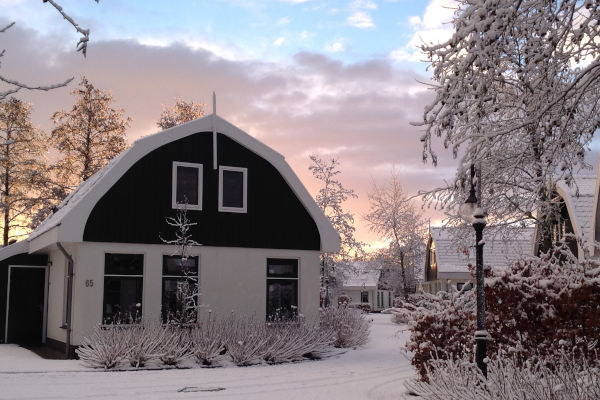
[
  {"x1": 430, "y1": 226, "x2": 535, "y2": 274},
  {"x1": 26, "y1": 114, "x2": 340, "y2": 253},
  {"x1": 557, "y1": 174, "x2": 596, "y2": 255}
]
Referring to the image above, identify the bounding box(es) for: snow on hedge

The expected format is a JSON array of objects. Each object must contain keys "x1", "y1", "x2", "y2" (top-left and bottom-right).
[{"x1": 76, "y1": 307, "x2": 370, "y2": 370}]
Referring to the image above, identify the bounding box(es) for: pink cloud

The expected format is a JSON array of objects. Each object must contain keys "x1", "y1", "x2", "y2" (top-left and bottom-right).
[{"x1": 2, "y1": 20, "x2": 454, "y2": 247}]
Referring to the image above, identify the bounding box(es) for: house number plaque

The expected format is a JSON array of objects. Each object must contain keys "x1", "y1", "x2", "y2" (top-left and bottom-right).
[{"x1": 85, "y1": 279, "x2": 94, "y2": 287}]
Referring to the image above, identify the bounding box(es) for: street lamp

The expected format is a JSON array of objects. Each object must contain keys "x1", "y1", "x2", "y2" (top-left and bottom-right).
[{"x1": 459, "y1": 164, "x2": 488, "y2": 379}]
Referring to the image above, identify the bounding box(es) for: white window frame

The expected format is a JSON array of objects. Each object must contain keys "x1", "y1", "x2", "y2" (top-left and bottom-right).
[
  {"x1": 218, "y1": 166, "x2": 247, "y2": 213},
  {"x1": 172, "y1": 161, "x2": 203, "y2": 210},
  {"x1": 266, "y1": 257, "x2": 300, "y2": 320},
  {"x1": 102, "y1": 253, "x2": 145, "y2": 325}
]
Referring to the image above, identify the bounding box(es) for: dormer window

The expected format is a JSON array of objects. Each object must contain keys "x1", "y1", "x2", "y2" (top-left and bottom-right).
[
  {"x1": 219, "y1": 166, "x2": 247, "y2": 213},
  {"x1": 172, "y1": 162, "x2": 203, "y2": 210}
]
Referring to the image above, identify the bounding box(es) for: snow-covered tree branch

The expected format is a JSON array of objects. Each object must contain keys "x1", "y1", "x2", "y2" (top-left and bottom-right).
[
  {"x1": 415, "y1": 0, "x2": 600, "y2": 240},
  {"x1": 160, "y1": 205, "x2": 201, "y2": 325},
  {"x1": 157, "y1": 98, "x2": 205, "y2": 130},
  {"x1": 364, "y1": 169, "x2": 427, "y2": 298},
  {"x1": 51, "y1": 77, "x2": 130, "y2": 189},
  {"x1": 309, "y1": 154, "x2": 364, "y2": 306},
  {"x1": 0, "y1": 0, "x2": 99, "y2": 100}
]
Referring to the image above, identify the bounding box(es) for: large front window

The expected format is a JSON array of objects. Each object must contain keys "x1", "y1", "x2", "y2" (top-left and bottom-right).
[
  {"x1": 266, "y1": 258, "x2": 298, "y2": 321},
  {"x1": 162, "y1": 255, "x2": 199, "y2": 324},
  {"x1": 103, "y1": 253, "x2": 143, "y2": 324},
  {"x1": 172, "y1": 162, "x2": 203, "y2": 210}
]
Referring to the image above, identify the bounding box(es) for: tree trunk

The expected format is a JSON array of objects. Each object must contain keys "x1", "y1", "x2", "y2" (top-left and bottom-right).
[
  {"x1": 400, "y1": 251, "x2": 409, "y2": 301},
  {"x1": 3, "y1": 140, "x2": 10, "y2": 246}
]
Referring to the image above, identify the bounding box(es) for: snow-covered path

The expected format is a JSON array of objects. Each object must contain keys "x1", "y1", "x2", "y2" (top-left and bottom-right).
[{"x1": 0, "y1": 314, "x2": 414, "y2": 399}]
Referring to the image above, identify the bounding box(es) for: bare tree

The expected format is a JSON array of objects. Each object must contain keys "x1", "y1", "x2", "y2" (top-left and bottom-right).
[
  {"x1": 309, "y1": 154, "x2": 363, "y2": 306},
  {"x1": 157, "y1": 98, "x2": 205, "y2": 130},
  {"x1": 364, "y1": 169, "x2": 427, "y2": 299},
  {"x1": 160, "y1": 205, "x2": 201, "y2": 325},
  {"x1": 0, "y1": 0, "x2": 98, "y2": 99},
  {"x1": 0, "y1": 98, "x2": 49, "y2": 245},
  {"x1": 51, "y1": 76, "x2": 130, "y2": 189},
  {"x1": 309, "y1": 155, "x2": 363, "y2": 260},
  {"x1": 415, "y1": 0, "x2": 600, "y2": 241}
]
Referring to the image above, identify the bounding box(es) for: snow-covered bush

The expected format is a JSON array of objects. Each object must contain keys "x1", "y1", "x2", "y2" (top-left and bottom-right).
[
  {"x1": 224, "y1": 316, "x2": 269, "y2": 366},
  {"x1": 320, "y1": 306, "x2": 370, "y2": 348},
  {"x1": 337, "y1": 294, "x2": 350, "y2": 306},
  {"x1": 401, "y1": 289, "x2": 475, "y2": 380},
  {"x1": 156, "y1": 325, "x2": 192, "y2": 366},
  {"x1": 189, "y1": 314, "x2": 226, "y2": 366},
  {"x1": 76, "y1": 325, "x2": 130, "y2": 369},
  {"x1": 485, "y1": 247, "x2": 600, "y2": 365},
  {"x1": 405, "y1": 348, "x2": 600, "y2": 400},
  {"x1": 263, "y1": 321, "x2": 335, "y2": 363},
  {"x1": 78, "y1": 311, "x2": 367, "y2": 370},
  {"x1": 405, "y1": 245, "x2": 600, "y2": 381},
  {"x1": 124, "y1": 321, "x2": 163, "y2": 368}
]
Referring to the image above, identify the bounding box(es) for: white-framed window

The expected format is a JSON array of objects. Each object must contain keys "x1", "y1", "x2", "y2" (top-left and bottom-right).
[
  {"x1": 102, "y1": 253, "x2": 144, "y2": 325},
  {"x1": 161, "y1": 255, "x2": 199, "y2": 324},
  {"x1": 218, "y1": 166, "x2": 247, "y2": 213},
  {"x1": 172, "y1": 162, "x2": 203, "y2": 210},
  {"x1": 266, "y1": 258, "x2": 298, "y2": 321}
]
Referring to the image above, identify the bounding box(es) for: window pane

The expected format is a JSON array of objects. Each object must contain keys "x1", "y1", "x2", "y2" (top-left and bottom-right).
[
  {"x1": 267, "y1": 258, "x2": 298, "y2": 278},
  {"x1": 102, "y1": 276, "x2": 143, "y2": 324},
  {"x1": 361, "y1": 291, "x2": 368, "y2": 303},
  {"x1": 163, "y1": 256, "x2": 198, "y2": 276},
  {"x1": 105, "y1": 253, "x2": 143, "y2": 275},
  {"x1": 176, "y1": 166, "x2": 199, "y2": 205},
  {"x1": 222, "y1": 170, "x2": 244, "y2": 208},
  {"x1": 266, "y1": 279, "x2": 298, "y2": 320},
  {"x1": 162, "y1": 277, "x2": 198, "y2": 324}
]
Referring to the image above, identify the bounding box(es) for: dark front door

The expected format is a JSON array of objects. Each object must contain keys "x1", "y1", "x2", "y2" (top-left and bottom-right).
[{"x1": 6, "y1": 267, "x2": 46, "y2": 344}]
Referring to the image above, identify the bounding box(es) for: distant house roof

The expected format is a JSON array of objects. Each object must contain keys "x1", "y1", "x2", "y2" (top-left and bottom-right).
[
  {"x1": 430, "y1": 226, "x2": 535, "y2": 275},
  {"x1": 342, "y1": 262, "x2": 381, "y2": 288},
  {"x1": 25, "y1": 114, "x2": 340, "y2": 253},
  {"x1": 556, "y1": 174, "x2": 596, "y2": 253}
]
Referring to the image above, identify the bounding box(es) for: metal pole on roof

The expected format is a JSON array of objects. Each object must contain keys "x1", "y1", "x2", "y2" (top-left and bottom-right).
[{"x1": 212, "y1": 92, "x2": 217, "y2": 170}]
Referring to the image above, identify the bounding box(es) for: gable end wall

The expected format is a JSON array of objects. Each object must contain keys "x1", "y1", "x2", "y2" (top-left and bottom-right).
[{"x1": 83, "y1": 132, "x2": 321, "y2": 250}]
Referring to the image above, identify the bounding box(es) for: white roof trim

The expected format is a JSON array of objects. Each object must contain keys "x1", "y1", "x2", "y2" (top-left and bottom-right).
[
  {"x1": 556, "y1": 183, "x2": 584, "y2": 240},
  {"x1": 29, "y1": 114, "x2": 340, "y2": 252},
  {"x1": 590, "y1": 163, "x2": 600, "y2": 256},
  {"x1": 0, "y1": 240, "x2": 29, "y2": 260},
  {"x1": 555, "y1": 175, "x2": 596, "y2": 259}
]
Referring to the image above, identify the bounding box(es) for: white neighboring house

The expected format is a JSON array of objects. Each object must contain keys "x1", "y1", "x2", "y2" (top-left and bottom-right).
[
  {"x1": 0, "y1": 112, "x2": 340, "y2": 357},
  {"x1": 340, "y1": 264, "x2": 393, "y2": 311},
  {"x1": 422, "y1": 227, "x2": 535, "y2": 294},
  {"x1": 423, "y1": 167, "x2": 600, "y2": 295},
  {"x1": 549, "y1": 174, "x2": 597, "y2": 260}
]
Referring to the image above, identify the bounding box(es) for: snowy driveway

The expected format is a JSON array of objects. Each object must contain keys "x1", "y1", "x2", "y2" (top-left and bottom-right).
[{"x1": 0, "y1": 314, "x2": 414, "y2": 400}]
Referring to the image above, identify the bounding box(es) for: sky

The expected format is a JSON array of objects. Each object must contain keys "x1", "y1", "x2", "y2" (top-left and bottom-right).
[{"x1": 1, "y1": 0, "x2": 596, "y2": 250}]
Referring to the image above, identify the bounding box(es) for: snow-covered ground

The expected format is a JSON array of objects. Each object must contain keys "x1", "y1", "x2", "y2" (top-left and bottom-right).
[{"x1": 0, "y1": 314, "x2": 414, "y2": 399}]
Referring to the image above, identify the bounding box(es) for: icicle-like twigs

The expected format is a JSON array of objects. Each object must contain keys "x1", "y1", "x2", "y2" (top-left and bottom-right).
[
  {"x1": 0, "y1": 1, "x2": 97, "y2": 100},
  {"x1": 43, "y1": 0, "x2": 97, "y2": 57}
]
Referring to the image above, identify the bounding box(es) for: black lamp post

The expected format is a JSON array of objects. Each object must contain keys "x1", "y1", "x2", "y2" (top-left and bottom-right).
[{"x1": 459, "y1": 164, "x2": 488, "y2": 378}]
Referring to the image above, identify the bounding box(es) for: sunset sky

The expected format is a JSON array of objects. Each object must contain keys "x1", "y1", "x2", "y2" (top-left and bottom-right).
[{"x1": 1, "y1": 0, "x2": 598, "y2": 250}]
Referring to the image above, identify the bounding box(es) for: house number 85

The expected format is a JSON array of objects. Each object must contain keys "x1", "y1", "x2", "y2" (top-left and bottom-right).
[{"x1": 85, "y1": 279, "x2": 94, "y2": 287}]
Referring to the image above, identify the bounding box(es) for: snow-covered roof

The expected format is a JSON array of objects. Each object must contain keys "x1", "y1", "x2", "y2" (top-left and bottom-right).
[
  {"x1": 430, "y1": 226, "x2": 535, "y2": 274},
  {"x1": 26, "y1": 114, "x2": 340, "y2": 253},
  {"x1": 556, "y1": 174, "x2": 596, "y2": 253},
  {"x1": 0, "y1": 240, "x2": 29, "y2": 261},
  {"x1": 342, "y1": 262, "x2": 380, "y2": 288}
]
